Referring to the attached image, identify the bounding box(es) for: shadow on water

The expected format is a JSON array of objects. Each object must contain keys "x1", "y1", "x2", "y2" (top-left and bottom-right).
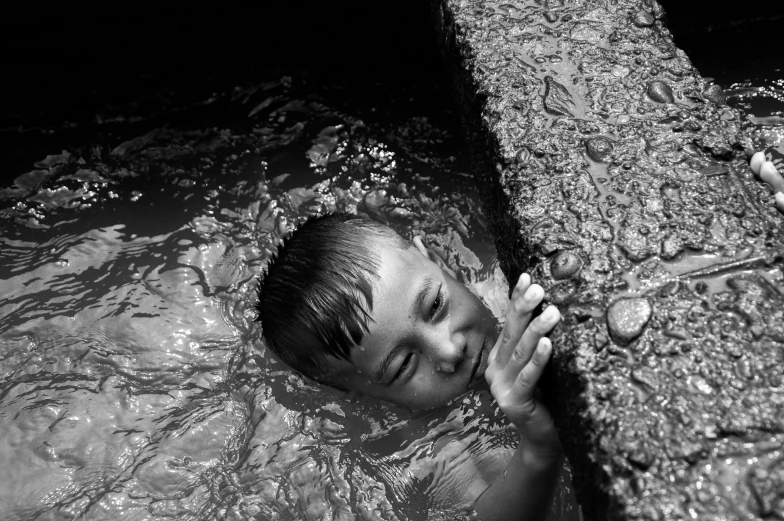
[{"x1": 1, "y1": 1, "x2": 782, "y2": 520}]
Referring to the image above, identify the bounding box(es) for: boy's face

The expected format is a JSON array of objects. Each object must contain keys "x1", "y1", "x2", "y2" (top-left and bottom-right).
[{"x1": 326, "y1": 237, "x2": 499, "y2": 410}]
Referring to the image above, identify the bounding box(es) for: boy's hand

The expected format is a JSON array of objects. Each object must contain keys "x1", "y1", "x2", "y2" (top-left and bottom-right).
[
  {"x1": 485, "y1": 273, "x2": 562, "y2": 455},
  {"x1": 750, "y1": 151, "x2": 784, "y2": 215}
]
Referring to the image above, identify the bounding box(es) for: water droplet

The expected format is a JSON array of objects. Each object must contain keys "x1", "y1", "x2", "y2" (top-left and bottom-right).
[
  {"x1": 735, "y1": 358, "x2": 753, "y2": 380},
  {"x1": 515, "y1": 148, "x2": 532, "y2": 165},
  {"x1": 729, "y1": 378, "x2": 746, "y2": 390},
  {"x1": 688, "y1": 375, "x2": 713, "y2": 394}
]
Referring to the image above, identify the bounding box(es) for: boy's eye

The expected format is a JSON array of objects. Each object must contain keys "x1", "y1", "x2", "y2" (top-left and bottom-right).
[
  {"x1": 393, "y1": 353, "x2": 416, "y2": 382},
  {"x1": 429, "y1": 286, "x2": 444, "y2": 318}
]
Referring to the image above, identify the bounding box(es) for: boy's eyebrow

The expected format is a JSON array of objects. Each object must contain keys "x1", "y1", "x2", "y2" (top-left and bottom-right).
[{"x1": 375, "y1": 276, "x2": 434, "y2": 382}]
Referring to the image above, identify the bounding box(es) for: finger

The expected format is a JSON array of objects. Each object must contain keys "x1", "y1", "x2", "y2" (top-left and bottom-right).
[
  {"x1": 750, "y1": 151, "x2": 766, "y2": 176},
  {"x1": 776, "y1": 192, "x2": 784, "y2": 215},
  {"x1": 489, "y1": 274, "x2": 532, "y2": 363},
  {"x1": 492, "y1": 282, "x2": 544, "y2": 367},
  {"x1": 509, "y1": 272, "x2": 532, "y2": 303},
  {"x1": 761, "y1": 161, "x2": 784, "y2": 194},
  {"x1": 509, "y1": 337, "x2": 553, "y2": 404},
  {"x1": 500, "y1": 305, "x2": 560, "y2": 387}
]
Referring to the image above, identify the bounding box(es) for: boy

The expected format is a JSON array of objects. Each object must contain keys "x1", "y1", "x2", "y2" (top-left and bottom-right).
[
  {"x1": 256, "y1": 154, "x2": 783, "y2": 520},
  {"x1": 256, "y1": 211, "x2": 564, "y2": 520}
]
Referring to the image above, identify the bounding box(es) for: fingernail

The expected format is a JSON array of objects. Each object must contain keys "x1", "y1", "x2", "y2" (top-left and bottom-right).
[
  {"x1": 541, "y1": 305, "x2": 558, "y2": 321},
  {"x1": 524, "y1": 284, "x2": 542, "y2": 299},
  {"x1": 750, "y1": 151, "x2": 765, "y2": 176},
  {"x1": 761, "y1": 162, "x2": 780, "y2": 182}
]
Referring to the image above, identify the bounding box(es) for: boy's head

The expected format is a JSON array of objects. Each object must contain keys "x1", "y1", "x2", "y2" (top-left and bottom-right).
[{"x1": 256, "y1": 212, "x2": 498, "y2": 410}]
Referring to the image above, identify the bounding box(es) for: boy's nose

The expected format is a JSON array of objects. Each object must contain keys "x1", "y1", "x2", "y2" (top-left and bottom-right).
[{"x1": 434, "y1": 331, "x2": 467, "y2": 373}]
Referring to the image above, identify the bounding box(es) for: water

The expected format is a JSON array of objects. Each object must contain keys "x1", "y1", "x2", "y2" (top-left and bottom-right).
[{"x1": 0, "y1": 77, "x2": 580, "y2": 520}]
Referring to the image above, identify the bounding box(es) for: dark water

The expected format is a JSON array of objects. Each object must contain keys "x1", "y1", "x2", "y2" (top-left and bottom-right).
[{"x1": 2, "y1": 3, "x2": 783, "y2": 521}]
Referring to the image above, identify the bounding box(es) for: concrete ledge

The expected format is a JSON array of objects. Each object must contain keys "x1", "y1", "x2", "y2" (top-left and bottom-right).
[{"x1": 433, "y1": 0, "x2": 784, "y2": 519}]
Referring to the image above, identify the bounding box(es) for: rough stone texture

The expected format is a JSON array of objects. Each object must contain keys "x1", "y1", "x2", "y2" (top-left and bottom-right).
[{"x1": 432, "y1": 0, "x2": 784, "y2": 519}]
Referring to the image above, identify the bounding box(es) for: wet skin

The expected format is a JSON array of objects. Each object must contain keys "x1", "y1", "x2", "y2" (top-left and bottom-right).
[{"x1": 326, "y1": 237, "x2": 500, "y2": 410}]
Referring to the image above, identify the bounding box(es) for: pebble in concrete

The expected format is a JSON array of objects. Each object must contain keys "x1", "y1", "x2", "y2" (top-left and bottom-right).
[
  {"x1": 606, "y1": 298, "x2": 653, "y2": 346},
  {"x1": 551, "y1": 251, "x2": 582, "y2": 280},
  {"x1": 543, "y1": 75, "x2": 576, "y2": 117},
  {"x1": 585, "y1": 137, "x2": 614, "y2": 163},
  {"x1": 631, "y1": 10, "x2": 655, "y2": 28},
  {"x1": 647, "y1": 80, "x2": 675, "y2": 103},
  {"x1": 702, "y1": 84, "x2": 726, "y2": 105}
]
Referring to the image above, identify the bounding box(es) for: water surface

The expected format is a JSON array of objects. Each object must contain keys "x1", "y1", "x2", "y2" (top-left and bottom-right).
[{"x1": 1, "y1": 77, "x2": 581, "y2": 520}]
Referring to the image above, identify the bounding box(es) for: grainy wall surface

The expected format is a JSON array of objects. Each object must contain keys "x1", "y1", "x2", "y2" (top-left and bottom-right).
[{"x1": 433, "y1": 0, "x2": 784, "y2": 519}]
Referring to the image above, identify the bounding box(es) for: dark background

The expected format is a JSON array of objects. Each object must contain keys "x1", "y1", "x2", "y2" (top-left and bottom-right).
[{"x1": 1, "y1": 0, "x2": 782, "y2": 144}]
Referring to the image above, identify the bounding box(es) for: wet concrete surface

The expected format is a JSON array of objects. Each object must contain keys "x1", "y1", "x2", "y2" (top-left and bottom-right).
[{"x1": 433, "y1": 0, "x2": 784, "y2": 519}]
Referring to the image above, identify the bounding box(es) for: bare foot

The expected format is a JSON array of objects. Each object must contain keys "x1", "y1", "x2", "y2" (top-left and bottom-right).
[{"x1": 750, "y1": 151, "x2": 784, "y2": 215}]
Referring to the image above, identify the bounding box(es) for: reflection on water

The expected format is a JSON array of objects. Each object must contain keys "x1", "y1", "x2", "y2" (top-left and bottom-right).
[{"x1": 0, "y1": 78, "x2": 580, "y2": 520}]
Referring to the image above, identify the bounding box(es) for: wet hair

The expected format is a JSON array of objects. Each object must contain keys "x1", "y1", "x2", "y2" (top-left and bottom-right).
[{"x1": 255, "y1": 212, "x2": 409, "y2": 383}]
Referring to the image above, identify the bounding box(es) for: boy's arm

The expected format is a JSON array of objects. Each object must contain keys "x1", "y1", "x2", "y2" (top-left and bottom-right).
[{"x1": 475, "y1": 274, "x2": 563, "y2": 521}]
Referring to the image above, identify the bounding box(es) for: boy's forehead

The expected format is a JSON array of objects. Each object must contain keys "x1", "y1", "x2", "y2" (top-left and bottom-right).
[
  {"x1": 359, "y1": 244, "x2": 437, "y2": 352},
  {"x1": 375, "y1": 242, "x2": 430, "y2": 290}
]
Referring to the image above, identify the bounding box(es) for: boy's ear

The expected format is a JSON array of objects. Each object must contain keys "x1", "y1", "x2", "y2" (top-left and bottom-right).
[{"x1": 412, "y1": 236, "x2": 457, "y2": 278}]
